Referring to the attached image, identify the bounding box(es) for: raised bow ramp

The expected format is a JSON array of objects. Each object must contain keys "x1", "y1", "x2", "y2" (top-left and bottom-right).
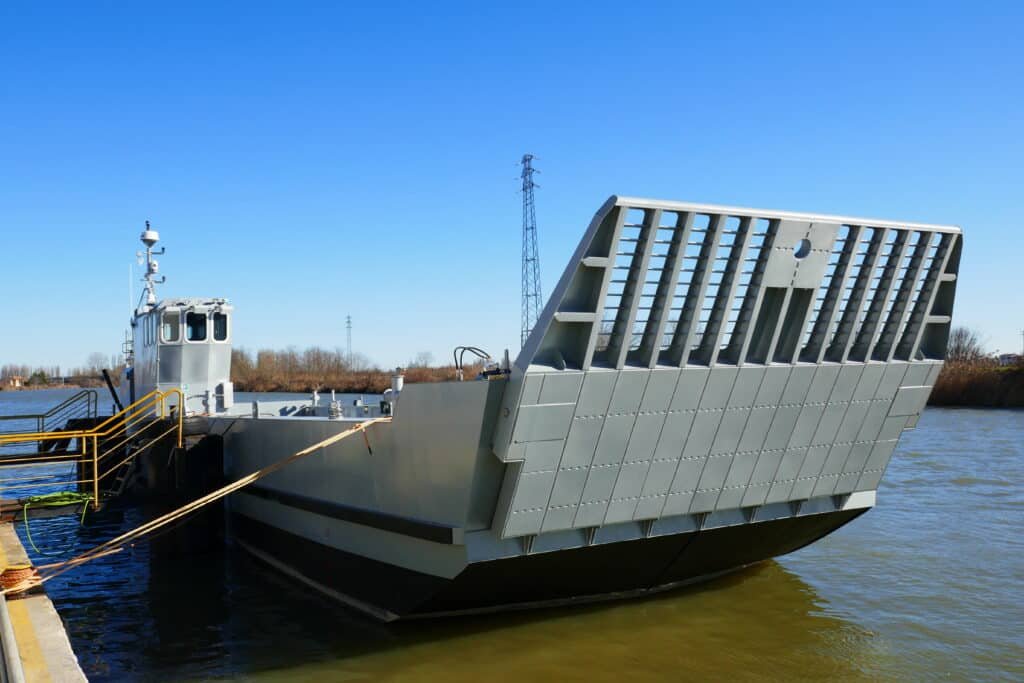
[{"x1": 491, "y1": 196, "x2": 961, "y2": 541}]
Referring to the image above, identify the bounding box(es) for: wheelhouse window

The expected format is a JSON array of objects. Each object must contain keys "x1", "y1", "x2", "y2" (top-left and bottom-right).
[
  {"x1": 212, "y1": 312, "x2": 228, "y2": 341},
  {"x1": 162, "y1": 311, "x2": 181, "y2": 343},
  {"x1": 186, "y1": 312, "x2": 207, "y2": 341}
]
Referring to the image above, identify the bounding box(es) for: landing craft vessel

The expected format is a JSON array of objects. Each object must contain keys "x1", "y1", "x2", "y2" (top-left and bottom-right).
[{"x1": 122, "y1": 197, "x2": 962, "y2": 620}]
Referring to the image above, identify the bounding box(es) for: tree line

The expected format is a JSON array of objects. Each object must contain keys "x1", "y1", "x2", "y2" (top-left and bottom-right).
[
  {"x1": 930, "y1": 326, "x2": 1023, "y2": 407},
  {"x1": 1, "y1": 352, "x2": 122, "y2": 387},
  {"x1": 230, "y1": 347, "x2": 477, "y2": 393}
]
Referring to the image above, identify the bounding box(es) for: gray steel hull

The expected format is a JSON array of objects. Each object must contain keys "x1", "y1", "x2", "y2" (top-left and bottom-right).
[
  {"x1": 210, "y1": 195, "x2": 961, "y2": 622},
  {"x1": 228, "y1": 505, "x2": 865, "y2": 620}
]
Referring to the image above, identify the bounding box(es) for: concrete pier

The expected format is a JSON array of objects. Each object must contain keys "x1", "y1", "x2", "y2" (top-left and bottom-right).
[{"x1": 0, "y1": 523, "x2": 85, "y2": 682}]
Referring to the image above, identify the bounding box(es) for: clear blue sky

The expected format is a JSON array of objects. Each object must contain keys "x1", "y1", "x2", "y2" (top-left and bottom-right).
[{"x1": 2, "y1": 1, "x2": 1022, "y2": 371}]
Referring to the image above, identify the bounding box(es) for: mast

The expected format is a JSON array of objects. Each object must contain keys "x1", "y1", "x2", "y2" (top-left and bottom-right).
[{"x1": 137, "y1": 221, "x2": 166, "y2": 314}]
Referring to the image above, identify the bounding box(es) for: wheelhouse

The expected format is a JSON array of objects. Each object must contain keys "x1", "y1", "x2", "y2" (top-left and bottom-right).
[{"x1": 130, "y1": 298, "x2": 234, "y2": 414}]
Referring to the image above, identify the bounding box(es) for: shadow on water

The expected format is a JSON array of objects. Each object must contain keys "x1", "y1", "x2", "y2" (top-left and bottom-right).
[{"x1": 18, "y1": 501, "x2": 885, "y2": 682}]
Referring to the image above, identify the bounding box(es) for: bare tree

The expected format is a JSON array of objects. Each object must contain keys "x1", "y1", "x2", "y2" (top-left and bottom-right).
[
  {"x1": 347, "y1": 352, "x2": 373, "y2": 371},
  {"x1": 86, "y1": 352, "x2": 108, "y2": 374},
  {"x1": 1, "y1": 364, "x2": 30, "y2": 379},
  {"x1": 408, "y1": 351, "x2": 435, "y2": 368},
  {"x1": 946, "y1": 326, "x2": 986, "y2": 363}
]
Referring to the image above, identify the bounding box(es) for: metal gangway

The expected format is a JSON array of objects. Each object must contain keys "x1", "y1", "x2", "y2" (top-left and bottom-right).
[{"x1": 0, "y1": 389, "x2": 184, "y2": 512}]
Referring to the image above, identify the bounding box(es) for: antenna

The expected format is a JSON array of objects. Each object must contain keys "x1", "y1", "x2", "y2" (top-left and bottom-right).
[
  {"x1": 346, "y1": 315, "x2": 353, "y2": 365},
  {"x1": 136, "y1": 220, "x2": 166, "y2": 312},
  {"x1": 520, "y1": 154, "x2": 543, "y2": 348}
]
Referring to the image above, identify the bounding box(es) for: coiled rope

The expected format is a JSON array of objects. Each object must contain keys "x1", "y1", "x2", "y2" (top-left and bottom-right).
[{"x1": 2, "y1": 417, "x2": 390, "y2": 596}]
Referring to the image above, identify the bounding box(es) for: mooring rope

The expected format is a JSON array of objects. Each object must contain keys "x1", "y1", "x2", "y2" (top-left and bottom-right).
[{"x1": 1, "y1": 417, "x2": 391, "y2": 596}]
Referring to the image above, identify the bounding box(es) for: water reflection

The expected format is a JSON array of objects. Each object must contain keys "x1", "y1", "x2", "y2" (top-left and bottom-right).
[
  {"x1": 22, "y1": 499, "x2": 880, "y2": 682},
  {"x1": 31, "y1": 499, "x2": 883, "y2": 682},
  {"x1": 236, "y1": 561, "x2": 883, "y2": 683}
]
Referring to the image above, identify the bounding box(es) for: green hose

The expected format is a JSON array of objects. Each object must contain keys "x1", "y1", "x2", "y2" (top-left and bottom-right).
[{"x1": 21, "y1": 492, "x2": 94, "y2": 557}]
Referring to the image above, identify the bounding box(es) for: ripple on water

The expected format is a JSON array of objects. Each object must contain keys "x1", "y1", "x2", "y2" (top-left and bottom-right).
[{"x1": 949, "y1": 475, "x2": 1013, "y2": 488}]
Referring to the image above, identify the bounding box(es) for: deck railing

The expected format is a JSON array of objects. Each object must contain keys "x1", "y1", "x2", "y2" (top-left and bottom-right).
[
  {"x1": 0, "y1": 389, "x2": 184, "y2": 509},
  {"x1": 0, "y1": 389, "x2": 98, "y2": 437}
]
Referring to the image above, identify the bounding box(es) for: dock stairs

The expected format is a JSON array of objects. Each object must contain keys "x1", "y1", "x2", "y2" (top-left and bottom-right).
[
  {"x1": 106, "y1": 453, "x2": 138, "y2": 498},
  {"x1": 0, "y1": 389, "x2": 184, "y2": 515}
]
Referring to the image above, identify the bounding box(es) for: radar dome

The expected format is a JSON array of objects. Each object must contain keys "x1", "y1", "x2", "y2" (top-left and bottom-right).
[{"x1": 140, "y1": 220, "x2": 160, "y2": 247}]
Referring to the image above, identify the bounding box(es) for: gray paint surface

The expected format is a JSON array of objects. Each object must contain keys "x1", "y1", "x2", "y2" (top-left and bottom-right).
[
  {"x1": 133, "y1": 297, "x2": 233, "y2": 413},
  {"x1": 208, "y1": 195, "x2": 960, "y2": 578},
  {"x1": 219, "y1": 379, "x2": 507, "y2": 534},
  {"x1": 492, "y1": 196, "x2": 961, "y2": 540}
]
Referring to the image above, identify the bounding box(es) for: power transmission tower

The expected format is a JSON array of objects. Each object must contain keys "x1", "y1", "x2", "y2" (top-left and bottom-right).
[
  {"x1": 346, "y1": 315, "x2": 352, "y2": 365},
  {"x1": 521, "y1": 154, "x2": 543, "y2": 347}
]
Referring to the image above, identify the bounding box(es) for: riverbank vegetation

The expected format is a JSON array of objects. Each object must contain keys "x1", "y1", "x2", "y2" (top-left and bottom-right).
[
  {"x1": 929, "y1": 362, "x2": 1023, "y2": 407},
  {"x1": 230, "y1": 347, "x2": 478, "y2": 393},
  {"x1": 0, "y1": 363, "x2": 110, "y2": 391},
  {"x1": 928, "y1": 328, "x2": 1023, "y2": 407}
]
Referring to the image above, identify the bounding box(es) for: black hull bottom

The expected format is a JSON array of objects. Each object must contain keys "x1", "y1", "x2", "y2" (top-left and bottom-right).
[{"x1": 231, "y1": 507, "x2": 866, "y2": 620}]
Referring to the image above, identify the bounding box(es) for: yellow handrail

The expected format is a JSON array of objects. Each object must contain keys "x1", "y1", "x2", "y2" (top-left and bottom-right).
[
  {"x1": 0, "y1": 388, "x2": 186, "y2": 509},
  {"x1": 3, "y1": 417, "x2": 392, "y2": 596},
  {"x1": 0, "y1": 388, "x2": 183, "y2": 444}
]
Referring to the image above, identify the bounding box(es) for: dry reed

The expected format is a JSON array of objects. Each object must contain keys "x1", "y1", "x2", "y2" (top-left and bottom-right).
[
  {"x1": 929, "y1": 361, "x2": 1024, "y2": 407},
  {"x1": 230, "y1": 347, "x2": 483, "y2": 393}
]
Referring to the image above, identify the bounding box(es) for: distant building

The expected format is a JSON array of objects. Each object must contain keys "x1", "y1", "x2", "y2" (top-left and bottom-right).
[
  {"x1": 997, "y1": 353, "x2": 1022, "y2": 367},
  {"x1": 5, "y1": 375, "x2": 25, "y2": 389}
]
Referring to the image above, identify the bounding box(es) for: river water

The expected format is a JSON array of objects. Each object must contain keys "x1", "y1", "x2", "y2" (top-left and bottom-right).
[{"x1": 0, "y1": 388, "x2": 1021, "y2": 681}]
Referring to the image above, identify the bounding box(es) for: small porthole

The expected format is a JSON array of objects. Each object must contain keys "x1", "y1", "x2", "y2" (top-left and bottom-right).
[{"x1": 794, "y1": 238, "x2": 812, "y2": 259}]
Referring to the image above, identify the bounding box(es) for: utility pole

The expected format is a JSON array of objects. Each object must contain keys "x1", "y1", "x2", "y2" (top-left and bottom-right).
[
  {"x1": 346, "y1": 315, "x2": 353, "y2": 365},
  {"x1": 521, "y1": 154, "x2": 543, "y2": 348}
]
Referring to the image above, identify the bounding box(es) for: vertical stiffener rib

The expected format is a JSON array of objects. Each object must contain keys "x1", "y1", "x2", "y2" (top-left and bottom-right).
[{"x1": 493, "y1": 196, "x2": 961, "y2": 540}]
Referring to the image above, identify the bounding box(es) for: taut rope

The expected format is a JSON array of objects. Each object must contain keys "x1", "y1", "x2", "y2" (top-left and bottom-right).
[{"x1": 2, "y1": 417, "x2": 391, "y2": 596}]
